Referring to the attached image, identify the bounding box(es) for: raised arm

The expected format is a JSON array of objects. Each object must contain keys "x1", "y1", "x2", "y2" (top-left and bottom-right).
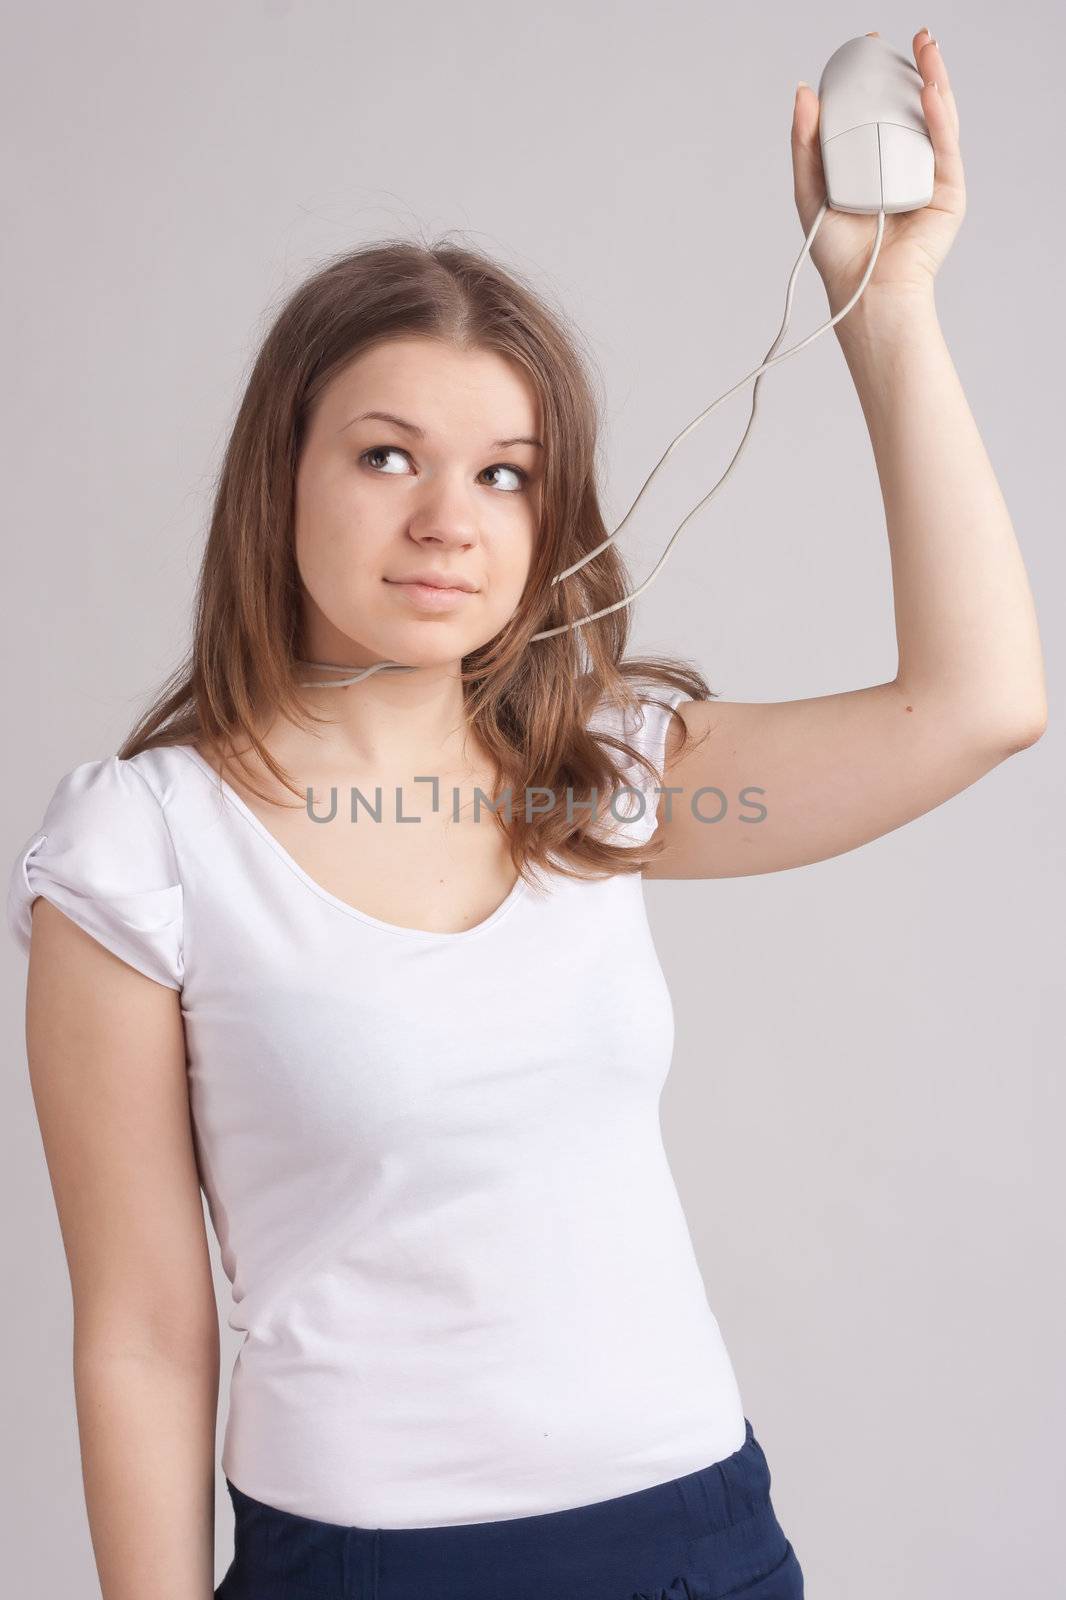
[
  {"x1": 649, "y1": 29, "x2": 1047, "y2": 881},
  {"x1": 24, "y1": 900, "x2": 218, "y2": 1600}
]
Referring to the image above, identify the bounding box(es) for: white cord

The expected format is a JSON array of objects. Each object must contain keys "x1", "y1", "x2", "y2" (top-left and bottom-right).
[{"x1": 297, "y1": 199, "x2": 886, "y2": 687}]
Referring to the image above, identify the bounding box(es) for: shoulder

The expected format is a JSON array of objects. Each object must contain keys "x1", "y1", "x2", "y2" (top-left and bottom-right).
[
  {"x1": 31, "y1": 751, "x2": 177, "y2": 849},
  {"x1": 584, "y1": 674, "x2": 694, "y2": 843},
  {"x1": 585, "y1": 675, "x2": 692, "y2": 765},
  {"x1": 6, "y1": 751, "x2": 185, "y2": 989}
]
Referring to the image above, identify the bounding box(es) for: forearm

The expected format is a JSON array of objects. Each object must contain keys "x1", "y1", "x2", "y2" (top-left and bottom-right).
[
  {"x1": 835, "y1": 288, "x2": 1047, "y2": 738},
  {"x1": 74, "y1": 1342, "x2": 219, "y2": 1600}
]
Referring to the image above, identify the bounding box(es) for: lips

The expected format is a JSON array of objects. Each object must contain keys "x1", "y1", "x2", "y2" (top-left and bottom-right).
[
  {"x1": 384, "y1": 578, "x2": 475, "y2": 613},
  {"x1": 385, "y1": 575, "x2": 476, "y2": 593}
]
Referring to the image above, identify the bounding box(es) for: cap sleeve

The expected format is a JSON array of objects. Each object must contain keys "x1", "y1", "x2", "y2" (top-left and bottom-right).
[
  {"x1": 588, "y1": 680, "x2": 692, "y2": 844},
  {"x1": 6, "y1": 756, "x2": 184, "y2": 990}
]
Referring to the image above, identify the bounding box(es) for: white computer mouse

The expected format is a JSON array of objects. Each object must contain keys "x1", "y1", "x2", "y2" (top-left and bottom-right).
[{"x1": 817, "y1": 35, "x2": 935, "y2": 215}]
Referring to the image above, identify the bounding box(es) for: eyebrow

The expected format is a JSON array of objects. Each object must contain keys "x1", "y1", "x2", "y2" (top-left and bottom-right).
[{"x1": 340, "y1": 409, "x2": 544, "y2": 452}]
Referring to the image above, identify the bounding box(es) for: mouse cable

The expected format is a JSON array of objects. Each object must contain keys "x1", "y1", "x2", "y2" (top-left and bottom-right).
[{"x1": 298, "y1": 199, "x2": 886, "y2": 687}]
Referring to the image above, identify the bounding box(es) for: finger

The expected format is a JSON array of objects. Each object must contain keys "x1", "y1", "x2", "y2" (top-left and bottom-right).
[
  {"x1": 919, "y1": 75, "x2": 965, "y2": 202},
  {"x1": 914, "y1": 29, "x2": 959, "y2": 139},
  {"x1": 791, "y1": 83, "x2": 826, "y2": 229}
]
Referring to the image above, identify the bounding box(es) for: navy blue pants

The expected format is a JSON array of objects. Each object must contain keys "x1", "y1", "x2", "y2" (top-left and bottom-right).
[{"x1": 214, "y1": 1417, "x2": 804, "y2": 1599}]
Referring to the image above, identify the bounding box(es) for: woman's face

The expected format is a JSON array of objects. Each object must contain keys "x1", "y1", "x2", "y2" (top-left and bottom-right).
[{"x1": 294, "y1": 335, "x2": 545, "y2": 672}]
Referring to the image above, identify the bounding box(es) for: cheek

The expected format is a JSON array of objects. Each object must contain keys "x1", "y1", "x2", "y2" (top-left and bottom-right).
[
  {"x1": 491, "y1": 519, "x2": 535, "y2": 590},
  {"x1": 293, "y1": 508, "x2": 380, "y2": 629},
  {"x1": 480, "y1": 532, "x2": 536, "y2": 626},
  {"x1": 506, "y1": 502, "x2": 538, "y2": 565},
  {"x1": 295, "y1": 475, "x2": 380, "y2": 580}
]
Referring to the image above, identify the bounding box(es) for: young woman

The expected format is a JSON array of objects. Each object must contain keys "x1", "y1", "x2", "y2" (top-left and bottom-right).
[{"x1": 8, "y1": 30, "x2": 1045, "y2": 1600}]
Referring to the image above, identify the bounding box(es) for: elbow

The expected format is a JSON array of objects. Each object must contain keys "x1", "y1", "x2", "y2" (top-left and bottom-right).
[{"x1": 997, "y1": 709, "x2": 1047, "y2": 755}]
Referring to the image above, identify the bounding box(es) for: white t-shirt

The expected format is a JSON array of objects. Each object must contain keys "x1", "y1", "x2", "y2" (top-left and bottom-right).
[{"x1": 7, "y1": 683, "x2": 747, "y2": 1529}]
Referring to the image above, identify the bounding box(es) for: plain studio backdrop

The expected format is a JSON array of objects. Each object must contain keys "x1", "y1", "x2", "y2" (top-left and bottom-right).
[{"x1": 2, "y1": 3, "x2": 1062, "y2": 1595}]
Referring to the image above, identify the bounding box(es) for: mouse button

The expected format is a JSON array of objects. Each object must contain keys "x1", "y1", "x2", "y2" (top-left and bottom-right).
[
  {"x1": 818, "y1": 35, "x2": 894, "y2": 140},
  {"x1": 875, "y1": 122, "x2": 936, "y2": 213},
  {"x1": 821, "y1": 123, "x2": 882, "y2": 214}
]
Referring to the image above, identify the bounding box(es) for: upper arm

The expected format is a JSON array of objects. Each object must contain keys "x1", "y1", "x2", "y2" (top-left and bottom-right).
[
  {"x1": 644, "y1": 679, "x2": 1044, "y2": 880},
  {"x1": 24, "y1": 899, "x2": 217, "y2": 1361}
]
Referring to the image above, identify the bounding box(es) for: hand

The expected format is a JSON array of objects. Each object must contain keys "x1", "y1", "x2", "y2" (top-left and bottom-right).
[{"x1": 791, "y1": 29, "x2": 966, "y2": 317}]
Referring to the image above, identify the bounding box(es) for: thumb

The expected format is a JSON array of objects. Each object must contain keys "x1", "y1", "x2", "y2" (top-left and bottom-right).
[{"x1": 791, "y1": 82, "x2": 827, "y2": 232}]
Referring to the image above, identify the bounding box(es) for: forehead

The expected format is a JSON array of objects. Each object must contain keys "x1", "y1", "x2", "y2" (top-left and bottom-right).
[{"x1": 322, "y1": 336, "x2": 541, "y2": 435}]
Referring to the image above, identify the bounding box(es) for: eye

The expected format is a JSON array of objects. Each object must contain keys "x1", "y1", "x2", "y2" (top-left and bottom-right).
[
  {"x1": 360, "y1": 445, "x2": 529, "y2": 494},
  {"x1": 480, "y1": 462, "x2": 529, "y2": 493},
  {"x1": 361, "y1": 445, "x2": 409, "y2": 475}
]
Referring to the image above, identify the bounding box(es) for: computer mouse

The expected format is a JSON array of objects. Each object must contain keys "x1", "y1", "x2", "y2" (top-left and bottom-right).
[{"x1": 817, "y1": 35, "x2": 935, "y2": 214}]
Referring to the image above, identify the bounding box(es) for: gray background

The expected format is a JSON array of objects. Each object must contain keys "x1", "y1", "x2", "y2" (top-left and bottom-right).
[{"x1": 3, "y1": 2, "x2": 1062, "y2": 1594}]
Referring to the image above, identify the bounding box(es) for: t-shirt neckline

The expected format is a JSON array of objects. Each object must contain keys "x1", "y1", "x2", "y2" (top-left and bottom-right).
[{"x1": 172, "y1": 744, "x2": 528, "y2": 942}]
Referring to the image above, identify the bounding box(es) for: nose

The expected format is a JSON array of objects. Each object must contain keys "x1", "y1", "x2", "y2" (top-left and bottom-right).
[{"x1": 406, "y1": 472, "x2": 481, "y2": 550}]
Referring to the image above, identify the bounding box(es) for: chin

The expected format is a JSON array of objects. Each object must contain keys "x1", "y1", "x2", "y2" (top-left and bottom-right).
[{"x1": 372, "y1": 636, "x2": 478, "y2": 669}]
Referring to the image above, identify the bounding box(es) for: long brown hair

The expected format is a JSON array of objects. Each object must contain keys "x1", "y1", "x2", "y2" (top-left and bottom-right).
[{"x1": 118, "y1": 233, "x2": 718, "y2": 888}]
